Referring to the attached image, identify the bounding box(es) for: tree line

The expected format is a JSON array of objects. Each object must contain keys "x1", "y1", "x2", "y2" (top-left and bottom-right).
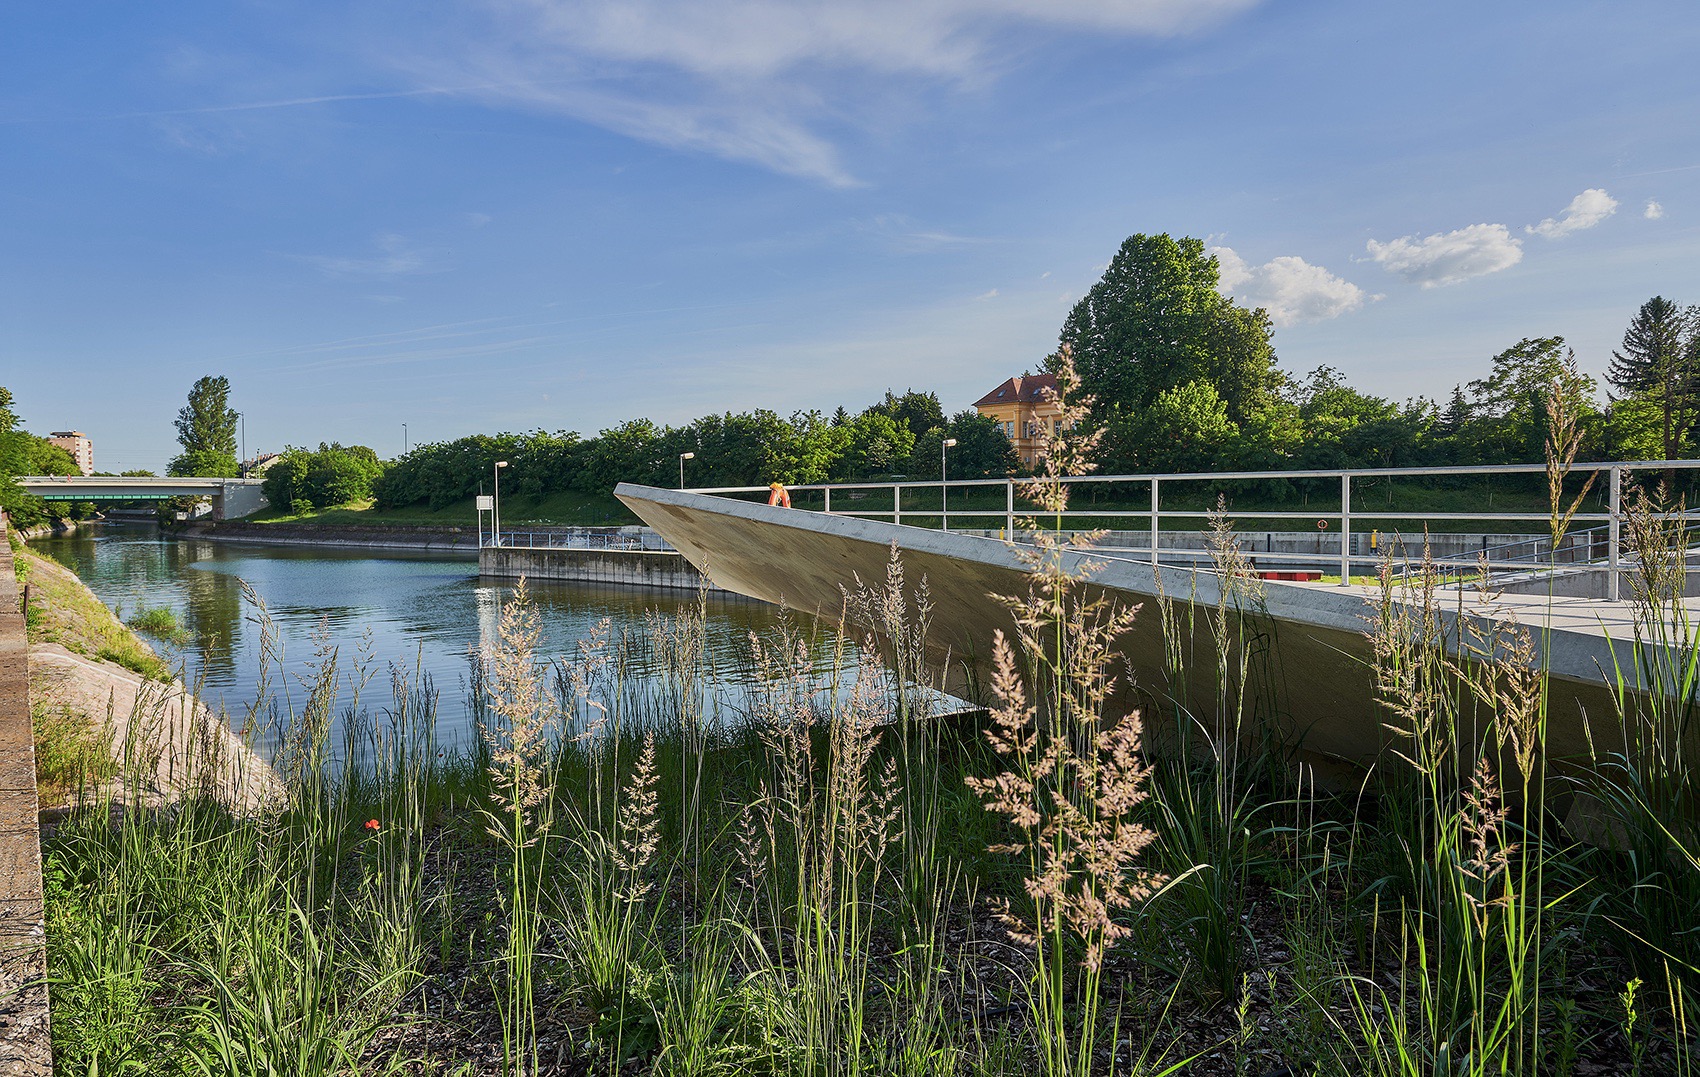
[
  {"x1": 15, "y1": 232, "x2": 1698, "y2": 526},
  {"x1": 372, "y1": 394, "x2": 1016, "y2": 511}
]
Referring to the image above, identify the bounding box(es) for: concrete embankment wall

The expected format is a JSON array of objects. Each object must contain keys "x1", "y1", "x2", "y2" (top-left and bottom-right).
[
  {"x1": 0, "y1": 519, "x2": 51, "y2": 1074},
  {"x1": 187, "y1": 521, "x2": 479, "y2": 554},
  {"x1": 480, "y1": 545, "x2": 730, "y2": 593}
]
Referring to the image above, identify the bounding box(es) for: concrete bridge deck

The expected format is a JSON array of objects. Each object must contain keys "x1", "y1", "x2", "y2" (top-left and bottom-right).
[
  {"x1": 16, "y1": 476, "x2": 268, "y2": 519},
  {"x1": 616, "y1": 483, "x2": 1687, "y2": 774}
]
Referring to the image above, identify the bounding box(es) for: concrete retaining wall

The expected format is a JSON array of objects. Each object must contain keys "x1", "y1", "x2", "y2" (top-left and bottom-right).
[
  {"x1": 0, "y1": 519, "x2": 51, "y2": 1074},
  {"x1": 187, "y1": 521, "x2": 479, "y2": 554},
  {"x1": 480, "y1": 545, "x2": 728, "y2": 592}
]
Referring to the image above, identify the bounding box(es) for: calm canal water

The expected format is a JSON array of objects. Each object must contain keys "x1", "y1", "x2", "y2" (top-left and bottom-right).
[{"x1": 36, "y1": 523, "x2": 852, "y2": 756}]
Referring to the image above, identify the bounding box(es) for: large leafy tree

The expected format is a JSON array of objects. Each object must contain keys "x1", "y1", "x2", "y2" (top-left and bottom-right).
[
  {"x1": 1607, "y1": 296, "x2": 1698, "y2": 462},
  {"x1": 262, "y1": 443, "x2": 386, "y2": 511},
  {"x1": 0, "y1": 386, "x2": 79, "y2": 527},
  {"x1": 1463, "y1": 337, "x2": 1597, "y2": 464},
  {"x1": 169, "y1": 376, "x2": 240, "y2": 477},
  {"x1": 1056, "y1": 234, "x2": 1282, "y2": 426},
  {"x1": 865, "y1": 390, "x2": 946, "y2": 440}
]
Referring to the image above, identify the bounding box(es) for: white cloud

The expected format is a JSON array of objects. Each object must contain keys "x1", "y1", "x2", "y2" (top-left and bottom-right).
[
  {"x1": 1527, "y1": 188, "x2": 1619, "y2": 239},
  {"x1": 1646, "y1": 200, "x2": 1666, "y2": 220},
  {"x1": 1211, "y1": 247, "x2": 1374, "y2": 326},
  {"x1": 389, "y1": 0, "x2": 1262, "y2": 184},
  {"x1": 1365, "y1": 224, "x2": 1523, "y2": 288}
]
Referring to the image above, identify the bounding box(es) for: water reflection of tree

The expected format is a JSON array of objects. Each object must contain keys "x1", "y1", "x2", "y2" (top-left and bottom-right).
[{"x1": 180, "y1": 540, "x2": 243, "y2": 679}]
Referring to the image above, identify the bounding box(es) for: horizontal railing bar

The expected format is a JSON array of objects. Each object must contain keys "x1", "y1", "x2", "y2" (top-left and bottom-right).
[{"x1": 683, "y1": 458, "x2": 1700, "y2": 497}]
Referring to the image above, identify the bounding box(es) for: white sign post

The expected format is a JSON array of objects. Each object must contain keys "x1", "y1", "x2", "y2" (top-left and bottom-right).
[{"x1": 476, "y1": 495, "x2": 494, "y2": 548}]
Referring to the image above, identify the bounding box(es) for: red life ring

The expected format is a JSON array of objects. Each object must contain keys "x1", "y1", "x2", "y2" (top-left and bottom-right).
[{"x1": 1317, "y1": 519, "x2": 1329, "y2": 530}]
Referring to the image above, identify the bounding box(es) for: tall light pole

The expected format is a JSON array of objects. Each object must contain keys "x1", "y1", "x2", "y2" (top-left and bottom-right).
[
  {"x1": 403, "y1": 423, "x2": 409, "y2": 456},
  {"x1": 941, "y1": 438, "x2": 958, "y2": 532},
  {"x1": 240, "y1": 413, "x2": 246, "y2": 478},
  {"x1": 678, "y1": 451, "x2": 695, "y2": 490},
  {"x1": 494, "y1": 460, "x2": 509, "y2": 547}
]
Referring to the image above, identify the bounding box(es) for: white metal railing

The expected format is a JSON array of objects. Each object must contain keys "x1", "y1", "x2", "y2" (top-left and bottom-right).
[
  {"x1": 487, "y1": 528, "x2": 675, "y2": 553},
  {"x1": 683, "y1": 459, "x2": 1700, "y2": 600}
]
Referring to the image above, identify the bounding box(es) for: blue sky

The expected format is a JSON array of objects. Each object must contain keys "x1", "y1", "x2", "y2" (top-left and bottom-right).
[{"x1": 3, "y1": 0, "x2": 1698, "y2": 472}]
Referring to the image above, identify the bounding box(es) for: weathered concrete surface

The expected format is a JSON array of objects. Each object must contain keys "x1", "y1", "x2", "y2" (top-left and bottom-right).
[
  {"x1": 0, "y1": 521, "x2": 50, "y2": 1075},
  {"x1": 480, "y1": 546, "x2": 729, "y2": 592},
  {"x1": 187, "y1": 520, "x2": 479, "y2": 553},
  {"x1": 616, "y1": 484, "x2": 1658, "y2": 774},
  {"x1": 29, "y1": 644, "x2": 282, "y2": 816}
]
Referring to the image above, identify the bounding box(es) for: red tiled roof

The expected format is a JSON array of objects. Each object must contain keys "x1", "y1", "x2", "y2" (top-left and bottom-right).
[{"x1": 973, "y1": 373, "x2": 1057, "y2": 408}]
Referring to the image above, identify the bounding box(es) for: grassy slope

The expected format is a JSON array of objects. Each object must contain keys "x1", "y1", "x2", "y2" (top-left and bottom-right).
[
  {"x1": 13, "y1": 543, "x2": 138, "y2": 803},
  {"x1": 16, "y1": 547, "x2": 167, "y2": 680}
]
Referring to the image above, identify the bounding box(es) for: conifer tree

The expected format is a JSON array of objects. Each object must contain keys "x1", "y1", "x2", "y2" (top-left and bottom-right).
[{"x1": 1608, "y1": 296, "x2": 1697, "y2": 463}]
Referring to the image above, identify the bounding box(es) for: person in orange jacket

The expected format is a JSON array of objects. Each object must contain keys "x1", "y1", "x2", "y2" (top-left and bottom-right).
[{"x1": 767, "y1": 482, "x2": 791, "y2": 508}]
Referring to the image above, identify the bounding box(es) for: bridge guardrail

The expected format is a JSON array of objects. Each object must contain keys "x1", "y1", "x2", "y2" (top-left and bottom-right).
[{"x1": 679, "y1": 459, "x2": 1700, "y2": 600}]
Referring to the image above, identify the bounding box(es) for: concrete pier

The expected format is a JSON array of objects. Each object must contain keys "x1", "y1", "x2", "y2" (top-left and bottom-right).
[
  {"x1": 615, "y1": 483, "x2": 1686, "y2": 776},
  {"x1": 479, "y1": 544, "x2": 730, "y2": 592}
]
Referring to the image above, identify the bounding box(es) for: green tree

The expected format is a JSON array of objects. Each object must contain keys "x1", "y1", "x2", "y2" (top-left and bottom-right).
[
  {"x1": 942, "y1": 409, "x2": 1020, "y2": 478},
  {"x1": 1466, "y1": 338, "x2": 1597, "y2": 463},
  {"x1": 834, "y1": 412, "x2": 914, "y2": 480},
  {"x1": 1125, "y1": 380, "x2": 1239, "y2": 473},
  {"x1": 1056, "y1": 234, "x2": 1282, "y2": 426},
  {"x1": 865, "y1": 390, "x2": 946, "y2": 440},
  {"x1": 169, "y1": 376, "x2": 240, "y2": 477},
  {"x1": 262, "y1": 443, "x2": 385, "y2": 511},
  {"x1": 1607, "y1": 297, "x2": 1698, "y2": 463},
  {"x1": 0, "y1": 386, "x2": 71, "y2": 528}
]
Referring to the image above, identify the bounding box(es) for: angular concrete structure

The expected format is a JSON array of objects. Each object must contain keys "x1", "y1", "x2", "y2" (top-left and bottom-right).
[{"x1": 616, "y1": 483, "x2": 1678, "y2": 775}]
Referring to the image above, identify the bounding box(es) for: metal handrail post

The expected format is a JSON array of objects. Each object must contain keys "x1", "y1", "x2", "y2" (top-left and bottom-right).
[
  {"x1": 1609, "y1": 466, "x2": 1622, "y2": 601},
  {"x1": 893, "y1": 484, "x2": 901, "y2": 526},
  {"x1": 1149, "y1": 477, "x2": 1160, "y2": 567},
  {"x1": 824, "y1": 487, "x2": 831, "y2": 514},
  {"x1": 1005, "y1": 479, "x2": 1015, "y2": 537},
  {"x1": 1340, "y1": 474, "x2": 1351, "y2": 586}
]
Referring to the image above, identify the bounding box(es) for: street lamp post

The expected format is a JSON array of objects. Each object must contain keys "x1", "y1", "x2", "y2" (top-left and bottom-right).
[
  {"x1": 941, "y1": 438, "x2": 958, "y2": 532},
  {"x1": 494, "y1": 461, "x2": 509, "y2": 547},
  {"x1": 403, "y1": 423, "x2": 409, "y2": 456},
  {"x1": 679, "y1": 451, "x2": 695, "y2": 490}
]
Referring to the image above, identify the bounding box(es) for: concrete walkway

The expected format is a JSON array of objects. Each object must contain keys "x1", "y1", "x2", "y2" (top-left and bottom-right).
[{"x1": 0, "y1": 522, "x2": 50, "y2": 1075}]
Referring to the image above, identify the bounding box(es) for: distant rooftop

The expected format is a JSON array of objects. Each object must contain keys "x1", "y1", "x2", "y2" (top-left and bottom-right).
[{"x1": 973, "y1": 373, "x2": 1057, "y2": 408}]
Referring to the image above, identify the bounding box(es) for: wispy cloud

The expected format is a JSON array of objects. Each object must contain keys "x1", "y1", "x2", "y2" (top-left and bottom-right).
[
  {"x1": 383, "y1": 0, "x2": 1262, "y2": 184},
  {"x1": 1527, "y1": 187, "x2": 1618, "y2": 239},
  {"x1": 290, "y1": 233, "x2": 437, "y2": 279},
  {"x1": 1365, "y1": 223, "x2": 1523, "y2": 288},
  {"x1": 1212, "y1": 247, "x2": 1375, "y2": 326},
  {"x1": 1646, "y1": 200, "x2": 1665, "y2": 220}
]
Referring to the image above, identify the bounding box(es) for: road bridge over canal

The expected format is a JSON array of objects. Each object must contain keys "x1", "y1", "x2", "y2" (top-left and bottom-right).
[{"x1": 15, "y1": 476, "x2": 268, "y2": 519}]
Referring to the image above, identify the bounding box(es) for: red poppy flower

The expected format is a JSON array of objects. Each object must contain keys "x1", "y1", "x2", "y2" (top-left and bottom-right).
[{"x1": 364, "y1": 819, "x2": 380, "y2": 831}]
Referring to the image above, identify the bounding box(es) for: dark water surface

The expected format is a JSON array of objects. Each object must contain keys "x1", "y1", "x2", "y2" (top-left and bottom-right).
[{"x1": 36, "y1": 523, "x2": 851, "y2": 755}]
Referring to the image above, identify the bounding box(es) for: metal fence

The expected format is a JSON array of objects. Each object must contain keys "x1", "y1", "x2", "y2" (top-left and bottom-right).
[
  {"x1": 489, "y1": 528, "x2": 675, "y2": 553},
  {"x1": 683, "y1": 459, "x2": 1700, "y2": 600}
]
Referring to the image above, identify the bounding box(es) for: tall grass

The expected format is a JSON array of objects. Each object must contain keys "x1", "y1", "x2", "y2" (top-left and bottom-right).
[{"x1": 38, "y1": 367, "x2": 1700, "y2": 1075}]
